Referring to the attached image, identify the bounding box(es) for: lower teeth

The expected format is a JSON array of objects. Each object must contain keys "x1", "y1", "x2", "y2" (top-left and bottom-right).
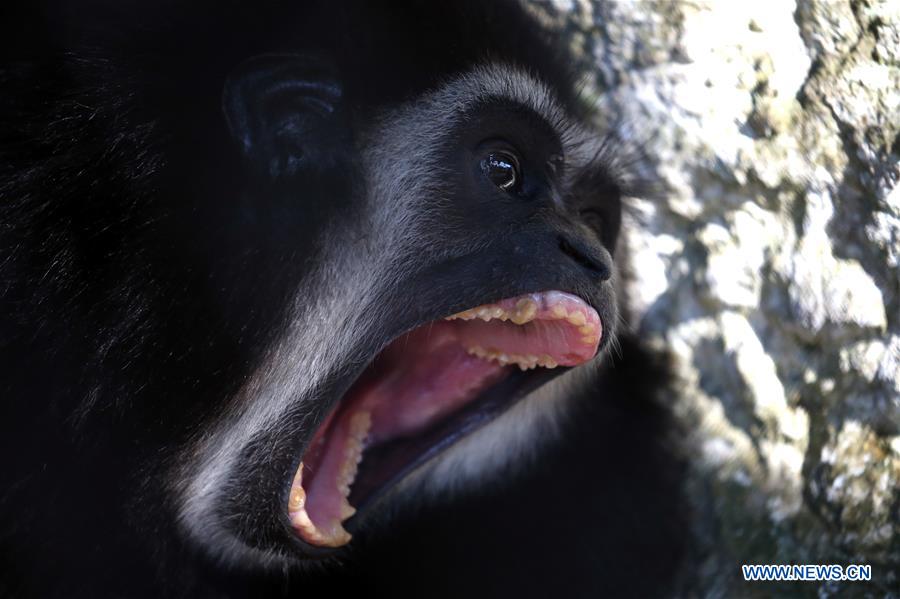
[{"x1": 288, "y1": 411, "x2": 372, "y2": 547}]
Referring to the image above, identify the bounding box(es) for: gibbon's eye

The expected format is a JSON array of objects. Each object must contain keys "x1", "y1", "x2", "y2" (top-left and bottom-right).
[{"x1": 480, "y1": 150, "x2": 520, "y2": 191}]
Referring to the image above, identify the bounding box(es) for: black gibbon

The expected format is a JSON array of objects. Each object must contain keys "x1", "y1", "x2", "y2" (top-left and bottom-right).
[{"x1": 0, "y1": 1, "x2": 686, "y2": 597}]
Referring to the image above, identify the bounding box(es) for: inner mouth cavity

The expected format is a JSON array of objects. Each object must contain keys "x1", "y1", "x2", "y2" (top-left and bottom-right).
[{"x1": 287, "y1": 290, "x2": 602, "y2": 547}]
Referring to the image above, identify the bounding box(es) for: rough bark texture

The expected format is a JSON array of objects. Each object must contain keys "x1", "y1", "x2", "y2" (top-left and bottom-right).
[{"x1": 531, "y1": 1, "x2": 899, "y2": 596}]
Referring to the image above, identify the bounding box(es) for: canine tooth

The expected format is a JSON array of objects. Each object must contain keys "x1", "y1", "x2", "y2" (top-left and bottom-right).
[
  {"x1": 289, "y1": 486, "x2": 306, "y2": 511},
  {"x1": 288, "y1": 465, "x2": 306, "y2": 511},
  {"x1": 336, "y1": 529, "x2": 352, "y2": 545},
  {"x1": 511, "y1": 298, "x2": 538, "y2": 324},
  {"x1": 568, "y1": 311, "x2": 586, "y2": 326},
  {"x1": 322, "y1": 522, "x2": 352, "y2": 546},
  {"x1": 339, "y1": 499, "x2": 356, "y2": 520}
]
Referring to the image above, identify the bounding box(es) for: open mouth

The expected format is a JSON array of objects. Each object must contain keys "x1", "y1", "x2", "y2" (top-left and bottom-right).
[{"x1": 286, "y1": 290, "x2": 602, "y2": 548}]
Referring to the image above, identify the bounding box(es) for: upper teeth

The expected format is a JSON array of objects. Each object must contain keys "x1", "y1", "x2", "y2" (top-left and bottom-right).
[
  {"x1": 444, "y1": 297, "x2": 598, "y2": 347},
  {"x1": 444, "y1": 298, "x2": 541, "y2": 325}
]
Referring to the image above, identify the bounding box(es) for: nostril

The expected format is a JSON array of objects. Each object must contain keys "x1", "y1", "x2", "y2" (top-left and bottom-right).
[{"x1": 558, "y1": 236, "x2": 611, "y2": 281}]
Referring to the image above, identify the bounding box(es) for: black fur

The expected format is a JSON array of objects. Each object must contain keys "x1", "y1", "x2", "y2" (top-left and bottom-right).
[{"x1": 1, "y1": 1, "x2": 687, "y2": 597}]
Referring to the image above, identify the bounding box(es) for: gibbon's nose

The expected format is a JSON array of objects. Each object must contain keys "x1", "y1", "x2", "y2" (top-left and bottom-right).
[{"x1": 557, "y1": 234, "x2": 611, "y2": 281}]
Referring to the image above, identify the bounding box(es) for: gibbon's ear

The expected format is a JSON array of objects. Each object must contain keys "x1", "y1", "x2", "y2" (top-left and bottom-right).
[{"x1": 222, "y1": 54, "x2": 346, "y2": 179}]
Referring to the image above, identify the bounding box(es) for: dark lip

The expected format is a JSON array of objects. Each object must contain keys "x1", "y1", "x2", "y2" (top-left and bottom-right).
[{"x1": 281, "y1": 286, "x2": 602, "y2": 557}]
